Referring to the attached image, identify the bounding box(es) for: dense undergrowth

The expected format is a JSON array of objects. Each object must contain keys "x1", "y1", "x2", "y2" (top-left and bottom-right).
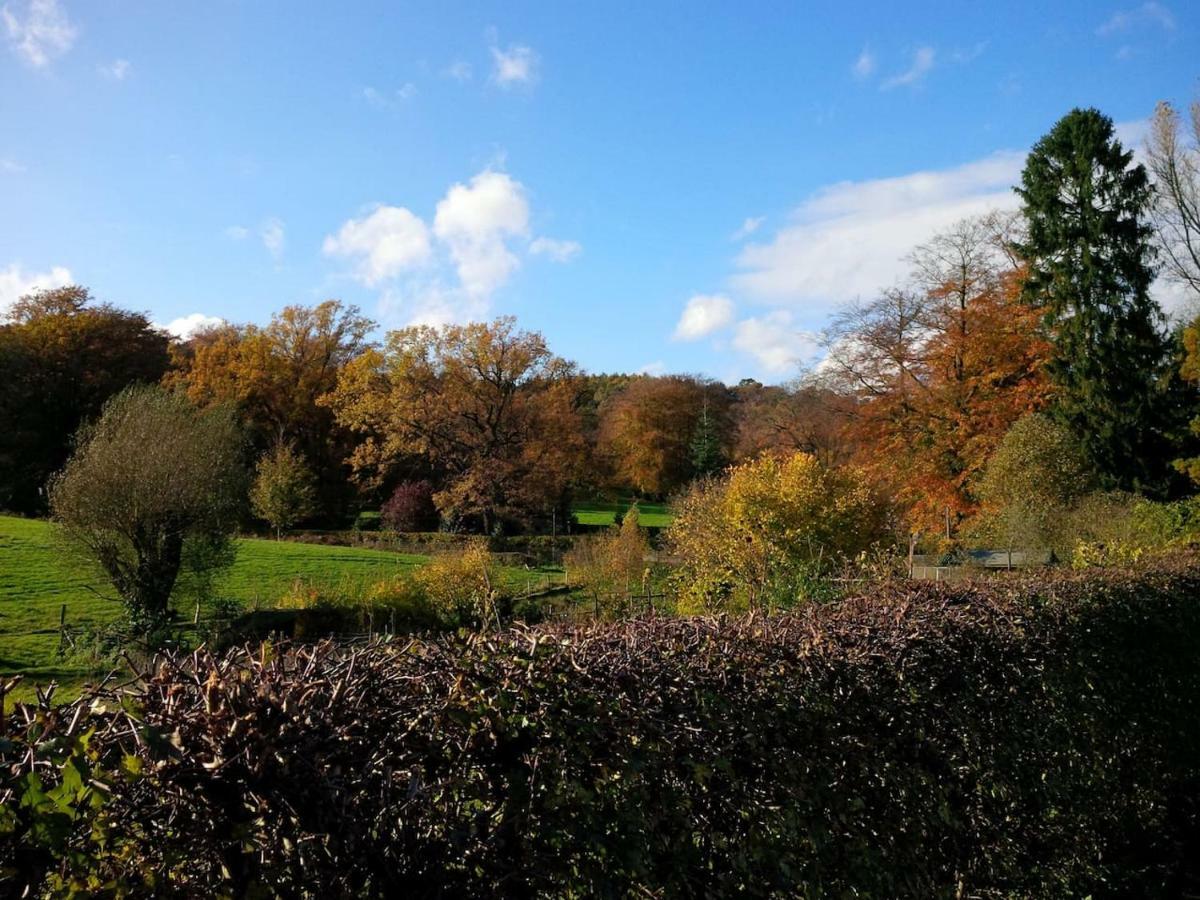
[{"x1": 3, "y1": 556, "x2": 1200, "y2": 897}]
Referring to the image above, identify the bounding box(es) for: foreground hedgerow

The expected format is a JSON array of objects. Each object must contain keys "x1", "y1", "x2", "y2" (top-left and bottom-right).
[{"x1": 3, "y1": 559, "x2": 1200, "y2": 897}]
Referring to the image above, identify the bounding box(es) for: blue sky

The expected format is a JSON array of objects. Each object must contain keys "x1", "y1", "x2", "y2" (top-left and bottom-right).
[{"x1": 1, "y1": 1, "x2": 1196, "y2": 382}]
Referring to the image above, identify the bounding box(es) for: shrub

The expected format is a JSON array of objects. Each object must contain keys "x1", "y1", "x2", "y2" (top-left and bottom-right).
[
  {"x1": 380, "y1": 481, "x2": 439, "y2": 532},
  {"x1": 564, "y1": 505, "x2": 651, "y2": 617},
  {"x1": 666, "y1": 452, "x2": 888, "y2": 611},
  {"x1": 413, "y1": 542, "x2": 501, "y2": 628},
  {"x1": 4, "y1": 558, "x2": 1200, "y2": 896},
  {"x1": 975, "y1": 413, "x2": 1094, "y2": 553}
]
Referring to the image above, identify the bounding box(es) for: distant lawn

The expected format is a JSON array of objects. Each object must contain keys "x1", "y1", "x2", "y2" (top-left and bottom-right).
[{"x1": 572, "y1": 500, "x2": 673, "y2": 528}]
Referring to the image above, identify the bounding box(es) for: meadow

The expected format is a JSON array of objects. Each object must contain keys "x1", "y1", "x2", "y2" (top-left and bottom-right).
[{"x1": 0, "y1": 515, "x2": 563, "y2": 700}]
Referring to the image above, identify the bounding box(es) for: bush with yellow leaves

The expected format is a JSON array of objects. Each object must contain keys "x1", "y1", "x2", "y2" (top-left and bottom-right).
[
  {"x1": 666, "y1": 452, "x2": 888, "y2": 612},
  {"x1": 414, "y1": 542, "x2": 501, "y2": 629}
]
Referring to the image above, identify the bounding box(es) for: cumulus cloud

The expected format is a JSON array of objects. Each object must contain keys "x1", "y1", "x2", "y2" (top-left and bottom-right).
[
  {"x1": 260, "y1": 218, "x2": 286, "y2": 261},
  {"x1": 157, "y1": 312, "x2": 224, "y2": 340},
  {"x1": 529, "y1": 236, "x2": 581, "y2": 262},
  {"x1": 1097, "y1": 1, "x2": 1175, "y2": 35},
  {"x1": 881, "y1": 46, "x2": 934, "y2": 90},
  {"x1": 323, "y1": 205, "x2": 432, "y2": 285},
  {"x1": 636, "y1": 360, "x2": 667, "y2": 376},
  {"x1": 673, "y1": 294, "x2": 735, "y2": 341},
  {"x1": 433, "y1": 170, "x2": 530, "y2": 297},
  {"x1": 327, "y1": 170, "x2": 575, "y2": 324},
  {"x1": 852, "y1": 46, "x2": 875, "y2": 79},
  {"x1": 732, "y1": 150, "x2": 1024, "y2": 312},
  {"x1": 731, "y1": 312, "x2": 822, "y2": 375},
  {"x1": 0, "y1": 262, "x2": 72, "y2": 313},
  {"x1": 2, "y1": 0, "x2": 75, "y2": 66},
  {"x1": 98, "y1": 58, "x2": 131, "y2": 80},
  {"x1": 490, "y1": 43, "x2": 538, "y2": 87}
]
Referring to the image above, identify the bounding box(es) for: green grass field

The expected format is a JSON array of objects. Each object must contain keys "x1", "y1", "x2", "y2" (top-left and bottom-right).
[
  {"x1": 0, "y1": 515, "x2": 437, "y2": 696},
  {"x1": 572, "y1": 499, "x2": 673, "y2": 528}
]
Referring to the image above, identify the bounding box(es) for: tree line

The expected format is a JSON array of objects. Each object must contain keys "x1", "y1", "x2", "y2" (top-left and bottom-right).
[{"x1": 4, "y1": 103, "x2": 1200, "y2": 548}]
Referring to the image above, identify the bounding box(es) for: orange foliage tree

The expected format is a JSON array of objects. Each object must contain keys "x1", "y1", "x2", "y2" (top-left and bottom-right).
[
  {"x1": 821, "y1": 213, "x2": 1052, "y2": 534},
  {"x1": 167, "y1": 300, "x2": 374, "y2": 518},
  {"x1": 595, "y1": 375, "x2": 731, "y2": 497},
  {"x1": 321, "y1": 317, "x2": 586, "y2": 532}
]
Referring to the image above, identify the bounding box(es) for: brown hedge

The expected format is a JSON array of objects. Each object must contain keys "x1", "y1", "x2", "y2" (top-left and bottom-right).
[{"x1": 4, "y1": 557, "x2": 1200, "y2": 897}]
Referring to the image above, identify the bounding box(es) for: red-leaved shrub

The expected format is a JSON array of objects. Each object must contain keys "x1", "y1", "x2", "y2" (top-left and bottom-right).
[{"x1": 380, "y1": 480, "x2": 438, "y2": 532}]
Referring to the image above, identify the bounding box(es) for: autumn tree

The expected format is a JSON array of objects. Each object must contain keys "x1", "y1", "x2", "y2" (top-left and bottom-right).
[
  {"x1": 1173, "y1": 315, "x2": 1200, "y2": 484},
  {"x1": 0, "y1": 286, "x2": 171, "y2": 513},
  {"x1": 1017, "y1": 107, "x2": 1174, "y2": 492},
  {"x1": 666, "y1": 452, "x2": 887, "y2": 612},
  {"x1": 168, "y1": 300, "x2": 374, "y2": 519},
  {"x1": 1146, "y1": 98, "x2": 1200, "y2": 307},
  {"x1": 322, "y1": 317, "x2": 586, "y2": 533},
  {"x1": 250, "y1": 441, "x2": 317, "y2": 538},
  {"x1": 730, "y1": 379, "x2": 856, "y2": 468},
  {"x1": 596, "y1": 375, "x2": 731, "y2": 497},
  {"x1": 49, "y1": 385, "x2": 246, "y2": 631},
  {"x1": 820, "y1": 213, "x2": 1051, "y2": 533}
]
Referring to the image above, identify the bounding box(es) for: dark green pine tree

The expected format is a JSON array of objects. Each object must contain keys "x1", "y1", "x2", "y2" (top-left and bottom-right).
[
  {"x1": 1016, "y1": 107, "x2": 1174, "y2": 493},
  {"x1": 689, "y1": 397, "x2": 724, "y2": 478}
]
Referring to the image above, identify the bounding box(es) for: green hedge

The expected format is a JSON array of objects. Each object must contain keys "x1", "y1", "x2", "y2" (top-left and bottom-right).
[{"x1": 4, "y1": 558, "x2": 1200, "y2": 896}]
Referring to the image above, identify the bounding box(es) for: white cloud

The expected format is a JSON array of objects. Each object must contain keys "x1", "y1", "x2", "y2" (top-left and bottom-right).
[
  {"x1": 673, "y1": 294, "x2": 735, "y2": 341},
  {"x1": 2, "y1": 0, "x2": 75, "y2": 67},
  {"x1": 731, "y1": 216, "x2": 765, "y2": 241},
  {"x1": 327, "y1": 169, "x2": 553, "y2": 323},
  {"x1": 323, "y1": 205, "x2": 432, "y2": 286},
  {"x1": 434, "y1": 170, "x2": 529, "y2": 297},
  {"x1": 98, "y1": 58, "x2": 131, "y2": 80},
  {"x1": 444, "y1": 60, "x2": 472, "y2": 82},
  {"x1": 157, "y1": 312, "x2": 224, "y2": 340},
  {"x1": 0, "y1": 262, "x2": 72, "y2": 313},
  {"x1": 1097, "y1": 2, "x2": 1175, "y2": 35},
  {"x1": 224, "y1": 224, "x2": 250, "y2": 240},
  {"x1": 732, "y1": 312, "x2": 821, "y2": 375},
  {"x1": 260, "y1": 218, "x2": 285, "y2": 261},
  {"x1": 529, "y1": 236, "x2": 581, "y2": 263},
  {"x1": 732, "y1": 150, "x2": 1024, "y2": 311},
  {"x1": 490, "y1": 43, "x2": 538, "y2": 88},
  {"x1": 852, "y1": 46, "x2": 875, "y2": 79},
  {"x1": 881, "y1": 46, "x2": 934, "y2": 90},
  {"x1": 0, "y1": 157, "x2": 25, "y2": 173},
  {"x1": 636, "y1": 360, "x2": 667, "y2": 376}
]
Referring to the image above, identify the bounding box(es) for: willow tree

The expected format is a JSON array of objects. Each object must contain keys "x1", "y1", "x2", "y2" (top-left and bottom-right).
[{"x1": 49, "y1": 385, "x2": 247, "y2": 631}]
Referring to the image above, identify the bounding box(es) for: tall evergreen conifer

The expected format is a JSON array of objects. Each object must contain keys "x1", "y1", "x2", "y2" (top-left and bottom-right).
[{"x1": 1016, "y1": 108, "x2": 1172, "y2": 491}]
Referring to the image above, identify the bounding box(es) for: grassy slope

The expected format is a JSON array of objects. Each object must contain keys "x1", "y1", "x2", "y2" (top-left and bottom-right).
[
  {"x1": 0, "y1": 516, "x2": 429, "y2": 692},
  {"x1": 572, "y1": 500, "x2": 672, "y2": 528}
]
